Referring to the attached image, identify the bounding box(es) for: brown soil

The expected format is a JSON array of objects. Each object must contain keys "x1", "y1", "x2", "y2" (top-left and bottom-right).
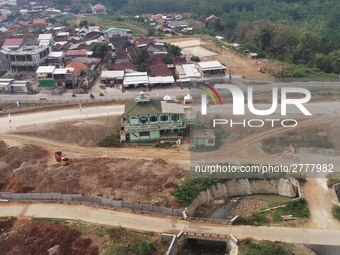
[
  {"x1": 0, "y1": 218, "x2": 98, "y2": 255},
  {"x1": 16, "y1": 116, "x2": 120, "y2": 147},
  {"x1": 0, "y1": 142, "x2": 186, "y2": 207},
  {"x1": 231, "y1": 199, "x2": 269, "y2": 216},
  {"x1": 162, "y1": 37, "x2": 276, "y2": 80}
]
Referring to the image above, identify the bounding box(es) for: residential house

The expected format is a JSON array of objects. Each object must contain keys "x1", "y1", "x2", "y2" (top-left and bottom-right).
[
  {"x1": 4, "y1": 45, "x2": 50, "y2": 72},
  {"x1": 197, "y1": 61, "x2": 226, "y2": 77},
  {"x1": 100, "y1": 70, "x2": 124, "y2": 87},
  {"x1": 66, "y1": 49, "x2": 89, "y2": 59},
  {"x1": 121, "y1": 92, "x2": 196, "y2": 143},
  {"x1": 167, "y1": 20, "x2": 188, "y2": 29},
  {"x1": 53, "y1": 67, "x2": 75, "y2": 89},
  {"x1": 9, "y1": 80, "x2": 30, "y2": 93},
  {"x1": 2, "y1": 38, "x2": 24, "y2": 49},
  {"x1": 205, "y1": 15, "x2": 218, "y2": 24},
  {"x1": 176, "y1": 64, "x2": 201, "y2": 79},
  {"x1": 36, "y1": 65, "x2": 55, "y2": 88},
  {"x1": 192, "y1": 129, "x2": 216, "y2": 147},
  {"x1": 104, "y1": 27, "x2": 132, "y2": 38},
  {"x1": 92, "y1": 3, "x2": 106, "y2": 14},
  {"x1": 0, "y1": 79, "x2": 30, "y2": 93},
  {"x1": 66, "y1": 60, "x2": 88, "y2": 78},
  {"x1": 123, "y1": 72, "x2": 149, "y2": 89},
  {"x1": 32, "y1": 18, "x2": 47, "y2": 27},
  {"x1": 38, "y1": 33, "x2": 54, "y2": 46},
  {"x1": 45, "y1": 51, "x2": 65, "y2": 67}
]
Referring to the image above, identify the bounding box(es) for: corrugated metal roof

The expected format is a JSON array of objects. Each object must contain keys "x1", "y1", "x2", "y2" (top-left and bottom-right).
[
  {"x1": 36, "y1": 66, "x2": 56, "y2": 74},
  {"x1": 125, "y1": 99, "x2": 162, "y2": 116},
  {"x1": 161, "y1": 101, "x2": 185, "y2": 114},
  {"x1": 198, "y1": 61, "x2": 225, "y2": 71}
]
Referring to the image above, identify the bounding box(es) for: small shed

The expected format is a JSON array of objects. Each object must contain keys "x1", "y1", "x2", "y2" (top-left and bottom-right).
[{"x1": 193, "y1": 129, "x2": 216, "y2": 147}]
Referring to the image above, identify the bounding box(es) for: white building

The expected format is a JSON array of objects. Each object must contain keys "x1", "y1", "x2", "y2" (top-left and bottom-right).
[
  {"x1": 38, "y1": 34, "x2": 54, "y2": 46},
  {"x1": 197, "y1": 61, "x2": 226, "y2": 77},
  {"x1": 5, "y1": 45, "x2": 51, "y2": 72},
  {"x1": 123, "y1": 72, "x2": 149, "y2": 88}
]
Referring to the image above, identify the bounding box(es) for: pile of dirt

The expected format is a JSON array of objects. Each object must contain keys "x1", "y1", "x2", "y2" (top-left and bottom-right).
[
  {"x1": 16, "y1": 117, "x2": 120, "y2": 147},
  {"x1": 231, "y1": 199, "x2": 269, "y2": 216},
  {"x1": 0, "y1": 141, "x2": 186, "y2": 207},
  {"x1": 0, "y1": 218, "x2": 98, "y2": 255}
]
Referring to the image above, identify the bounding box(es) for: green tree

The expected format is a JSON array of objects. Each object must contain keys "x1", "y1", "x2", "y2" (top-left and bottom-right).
[
  {"x1": 79, "y1": 20, "x2": 88, "y2": 27},
  {"x1": 136, "y1": 240, "x2": 154, "y2": 255},
  {"x1": 90, "y1": 42, "x2": 108, "y2": 58}
]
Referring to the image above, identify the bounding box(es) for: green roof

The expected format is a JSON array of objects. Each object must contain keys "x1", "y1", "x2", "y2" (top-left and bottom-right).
[
  {"x1": 125, "y1": 99, "x2": 162, "y2": 116},
  {"x1": 104, "y1": 27, "x2": 131, "y2": 33}
]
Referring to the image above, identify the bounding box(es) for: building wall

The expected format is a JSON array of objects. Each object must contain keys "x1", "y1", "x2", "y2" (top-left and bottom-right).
[{"x1": 38, "y1": 79, "x2": 55, "y2": 88}]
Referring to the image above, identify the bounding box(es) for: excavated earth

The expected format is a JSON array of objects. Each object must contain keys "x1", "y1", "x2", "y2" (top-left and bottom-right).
[
  {"x1": 0, "y1": 141, "x2": 185, "y2": 207},
  {"x1": 0, "y1": 217, "x2": 98, "y2": 255}
]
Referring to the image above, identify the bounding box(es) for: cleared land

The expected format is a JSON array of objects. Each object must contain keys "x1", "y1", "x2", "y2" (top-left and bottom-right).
[
  {"x1": 16, "y1": 116, "x2": 120, "y2": 147},
  {"x1": 162, "y1": 37, "x2": 276, "y2": 80},
  {"x1": 0, "y1": 141, "x2": 186, "y2": 206},
  {"x1": 0, "y1": 217, "x2": 167, "y2": 255}
]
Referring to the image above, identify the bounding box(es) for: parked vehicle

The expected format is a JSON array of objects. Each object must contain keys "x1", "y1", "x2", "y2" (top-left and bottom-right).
[{"x1": 54, "y1": 151, "x2": 70, "y2": 166}]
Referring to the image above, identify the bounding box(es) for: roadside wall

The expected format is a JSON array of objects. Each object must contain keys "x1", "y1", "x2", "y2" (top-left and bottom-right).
[
  {"x1": 0, "y1": 192, "x2": 183, "y2": 217},
  {"x1": 333, "y1": 183, "x2": 340, "y2": 205},
  {"x1": 186, "y1": 178, "x2": 299, "y2": 216}
]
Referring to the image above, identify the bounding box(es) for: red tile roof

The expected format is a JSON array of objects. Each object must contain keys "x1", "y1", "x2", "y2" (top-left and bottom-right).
[
  {"x1": 66, "y1": 49, "x2": 88, "y2": 57},
  {"x1": 33, "y1": 18, "x2": 47, "y2": 26},
  {"x1": 18, "y1": 20, "x2": 29, "y2": 27},
  {"x1": 2, "y1": 38, "x2": 24, "y2": 48},
  {"x1": 113, "y1": 62, "x2": 137, "y2": 71},
  {"x1": 0, "y1": 16, "x2": 7, "y2": 23},
  {"x1": 149, "y1": 63, "x2": 173, "y2": 77},
  {"x1": 66, "y1": 61, "x2": 88, "y2": 76},
  {"x1": 93, "y1": 3, "x2": 106, "y2": 12}
]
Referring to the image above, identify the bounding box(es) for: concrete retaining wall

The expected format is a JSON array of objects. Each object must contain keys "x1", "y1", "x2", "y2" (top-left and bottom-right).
[
  {"x1": 186, "y1": 178, "x2": 299, "y2": 216},
  {"x1": 333, "y1": 183, "x2": 340, "y2": 205},
  {"x1": 0, "y1": 192, "x2": 183, "y2": 217},
  {"x1": 161, "y1": 231, "x2": 185, "y2": 255}
]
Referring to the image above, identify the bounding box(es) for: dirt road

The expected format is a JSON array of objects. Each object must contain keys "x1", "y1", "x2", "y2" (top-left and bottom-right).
[
  {"x1": 1, "y1": 202, "x2": 339, "y2": 245},
  {"x1": 303, "y1": 179, "x2": 340, "y2": 229},
  {"x1": 1, "y1": 116, "x2": 339, "y2": 165}
]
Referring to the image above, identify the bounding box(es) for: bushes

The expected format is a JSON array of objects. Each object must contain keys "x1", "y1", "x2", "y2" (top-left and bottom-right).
[
  {"x1": 190, "y1": 56, "x2": 201, "y2": 62},
  {"x1": 136, "y1": 240, "x2": 155, "y2": 255},
  {"x1": 172, "y1": 178, "x2": 218, "y2": 206},
  {"x1": 239, "y1": 238, "x2": 294, "y2": 255},
  {"x1": 235, "y1": 198, "x2": 309, "y2": 226},
  {"x1": 97, "y1": 132, "x2": 121, "y2": 147},
  {"x1": 327, "y1": 178, "x2": 340, "y2": 188},
  {"x1": 332, "y1": 206, "x2": 340, "y2": 222},
  {"x1": 234, "y1": 213, "x2": 269, "y2": 226},
  {"x1": 285, "y1": 198, "x2": 310, "y2": 218}
]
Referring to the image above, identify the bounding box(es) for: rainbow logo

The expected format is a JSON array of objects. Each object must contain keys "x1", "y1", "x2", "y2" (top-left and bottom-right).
[{"x1": 198, "y1": 84, "x2": 223, "y2": 106}]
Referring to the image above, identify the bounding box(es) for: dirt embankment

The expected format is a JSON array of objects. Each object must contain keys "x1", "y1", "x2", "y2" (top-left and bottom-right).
[
  {"x1": 0, "y1": 141, "x2": 185, "y2": 207},
  {"x1": 0, "y1": 100, "x2": 125, "y2": 117},
  {"x1": 15, "y1": 116, "x2": 120, "y2": 147},
  {"x1": 0, "y1": 217, "x2": 98, "y2": 255}
]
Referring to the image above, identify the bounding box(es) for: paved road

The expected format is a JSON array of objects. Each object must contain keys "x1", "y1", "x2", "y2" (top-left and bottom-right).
[
  {"x1": 1, "y1": 202, "x2": 339, "y2": 245},
  {"x1": 1, "y1": 100, "x2": 340, "y2": 133},
  {"x1": 0, "y1": 105, "x2": 124, "y2": 133},
  {"x1": 0, "y1": 80, "x2": 339, "y2": 104}
]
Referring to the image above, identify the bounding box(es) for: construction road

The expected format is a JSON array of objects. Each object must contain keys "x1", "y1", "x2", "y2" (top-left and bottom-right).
[
  {"x1": 0, "y1": 202, "x2": 339, "y2": 245},
  {"x1": 0, "y1": 99, "x2": 340, "y2": 246}
]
